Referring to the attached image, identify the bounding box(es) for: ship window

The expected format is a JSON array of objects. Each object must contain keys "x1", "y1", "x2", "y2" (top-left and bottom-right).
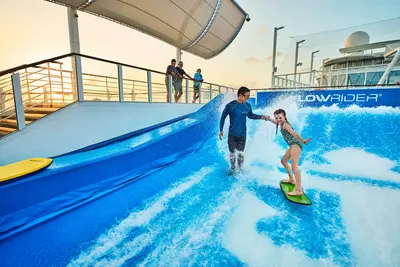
[
  {"x1": 366, "y1": 71, "x2": 384, "y2": 85},
  {"x1": 388, "y1": 70, "x2": 400, "y2": 85},
  {"x1": 348, "y1": 73, "x2": 365, "y2": 86}
]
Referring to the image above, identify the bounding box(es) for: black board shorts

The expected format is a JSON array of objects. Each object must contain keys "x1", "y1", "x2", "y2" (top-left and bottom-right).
[{"x1": 228, "y1": 135, "x2": 246, "y2": 153}]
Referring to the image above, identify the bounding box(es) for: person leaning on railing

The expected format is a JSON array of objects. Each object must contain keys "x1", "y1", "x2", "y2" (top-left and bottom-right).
[
  {"x1": 192, "y1": 69, "x2": 203, "y2": 103},
  {"x1": 165, "y1": 59, "x2": 177, "y2": 103},
  {"x1": 175, "y1": 61, "x2": 193, "y2": 103}
]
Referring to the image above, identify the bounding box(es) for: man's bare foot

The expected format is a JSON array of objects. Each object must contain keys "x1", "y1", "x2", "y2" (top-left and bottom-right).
[
  {"x1": 281, "y1": 178, "x2": 295, "y2": 184},
  {"x1": 288, "y1": 190, "x2": 303, "y2": 196}
]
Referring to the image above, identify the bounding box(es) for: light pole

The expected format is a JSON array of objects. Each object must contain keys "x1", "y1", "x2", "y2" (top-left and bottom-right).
[
  {"x1": 271, "y1": 26, "x2": 284, "y2": 87},
  {"x1": 294, "y1": 39, "x2": 305, "y2": 87},
  {"x1": 309, "y1": 50, "x2": 319, "y2": 85}
]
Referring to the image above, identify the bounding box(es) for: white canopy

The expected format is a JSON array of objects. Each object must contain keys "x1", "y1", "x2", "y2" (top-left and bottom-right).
[{"x1": 45, "y1": 0, "x2": 248, "y2": 59}]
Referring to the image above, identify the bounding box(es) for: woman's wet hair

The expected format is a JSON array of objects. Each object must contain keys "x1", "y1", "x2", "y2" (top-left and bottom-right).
[{"x1": 273, "y1": 109, "x2": 287, "y2": 135}]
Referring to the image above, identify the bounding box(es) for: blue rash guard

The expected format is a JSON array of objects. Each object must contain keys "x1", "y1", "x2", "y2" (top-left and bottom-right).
[{"x1": 219, "y1": 100, "x2": 263, "y2": 137}]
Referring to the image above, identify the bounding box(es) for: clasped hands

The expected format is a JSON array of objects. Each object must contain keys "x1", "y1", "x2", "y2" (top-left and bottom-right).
[{"x1": 261, "y1": 115, "x2": 277, "y2": 124}]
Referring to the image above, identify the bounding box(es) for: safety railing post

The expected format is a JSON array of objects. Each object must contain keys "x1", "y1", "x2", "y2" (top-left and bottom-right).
[
  {"x1": 11, "y1": 73, "x2": 26, "y2": 130},
  {"x1": 118, "y1": 64, "x2": 124, "y2": 102},
  {"x1": 185, "y1": 79, "x2": 189, "y2": 103},
  {"x1": 147, "y1": 71, "x2": 152, "y2": 103},
  {"x1": 74, "y1": 55, "x2": 84, "y2": 101},
  {"x1": 168, "y1": 75, "x2": 173, "y2": 103},
  {"x1": 199, "y1": 84, "x2": 202, "y2": 104}
]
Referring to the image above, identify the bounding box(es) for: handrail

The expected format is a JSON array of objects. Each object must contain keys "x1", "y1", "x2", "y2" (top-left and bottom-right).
[
  {"x1": 253, "y1": 83, "x2": 400, "y2": 91},
  {"x1": 0, "y1": 53, "x2": 74, "y2": 77},
  {"x1": 275, "y1": 63, "x2": 395, "y2": 77},
  {"x1": 0, "y1": 52, "x2": 232, "y2": 89}
]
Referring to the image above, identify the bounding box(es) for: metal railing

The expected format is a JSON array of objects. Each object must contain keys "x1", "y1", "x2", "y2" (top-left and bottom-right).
[
  {"x1": 272, "y1": 63, "x2": 400, "y2": 89},
  {"x1": 0, "y1": 53, "x2": 236, "y2": 138}
]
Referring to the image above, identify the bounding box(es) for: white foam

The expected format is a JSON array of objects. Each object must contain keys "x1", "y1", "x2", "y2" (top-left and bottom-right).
[
  {"x1": 303, "y1": 147, "x2": 400, "y2": 182},
  {"x1": 158, "y1": 124, "x2": 173, "y2": 135},
  {"x1": 124, "y1": 133, "x2": 152, "y2": 148},
  {"x1": 222, "y1": 191, "x2": 337, "y2": 267},
  {"x1": 67, "y1": 166, "x2": 215, "y2": 267},
  {"x1": 154, "y1": 118, "x2": 197, "y2": 137},
  {"x1": 301, "y1": 173, "x2": 400, "y2": 267},
  {"x1": 137, "y1": 183, "x2": 245, "y2": 266}
]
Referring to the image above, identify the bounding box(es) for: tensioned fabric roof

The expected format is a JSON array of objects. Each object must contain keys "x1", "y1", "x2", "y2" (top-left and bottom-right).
[{"x1": 44, "y1": 0, "x2": 248, "y2": 59}]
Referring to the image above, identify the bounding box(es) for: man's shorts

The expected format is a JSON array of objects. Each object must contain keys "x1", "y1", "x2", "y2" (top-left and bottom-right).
[
  {"x1": 228, "y1": 135, "x2": 246, "y2": 153},
  {"x1": 174, "y1": 80, "x2": 183, "y2": 94}
]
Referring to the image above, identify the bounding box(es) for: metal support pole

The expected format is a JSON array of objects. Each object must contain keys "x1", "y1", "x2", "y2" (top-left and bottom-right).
[
  {"x1": 209, "y1": 85, "x2": 212, "y2": 101},
  {"x1": 168, "y1": 75, "x2": 173, "y2": 103},
  {"x1": 176, "y1": 48, "x2": 182, "y2": 63},
  {"x1": 185, "y1": 79, "x2": 189, "y2": 103},
  {"x1": 47, "y1": 62, "x2": 53, "y2": 104},
  {"x1": 74, "y1": 55, "x2": 84, "y2": 101},
  {"x1": 0, "y1": 86, "x2": 4, "y2": 112},
  {"x1": 132, "y1": 81, "x2": 136, "y2": 101},
  {"x1": 378, "y1": 48, "x2": 400, "y2": 86},
  {"x1": 309, "y1": 50, "x2": 319, "y2": 85},
  {"x1": 147, "y1": 71, "x2": 152, "y2": 103},
  {"x1": 59, "y1": 64, "x2": 65, "y2": 103},
  {"x1": 68, "y1": 7, "x2": 81, "y2": 102},
  {"x1": 118, "y1": 65, "x2": 124, "y2": 102},
  {"x1": 271, "y1": 26, "x2": 284, "y2": 87},
  {"x1": 294, "y1": 39, "x2": 305, "y2": 88},
  {"x1": 67, "y1": 8, "x2": 80, "y2": 53},
  {"x1": 11, "y1": 73, "x2": 26, "y2": 130},
  {"x1": 105, "y1": 77, "x2": 109, "y2": 100},
  {"x1": 25, "y1": 68, "x2": 31, "y2": 102},
  {"x1": 218, "y1": 86, "x2": 221, "y2": 94},
  {"x1": 199, "y1": 84, "x2": 202, "y2": 104}
]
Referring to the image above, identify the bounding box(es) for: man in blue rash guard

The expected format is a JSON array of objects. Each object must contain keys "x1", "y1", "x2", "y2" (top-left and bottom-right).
[{"x1": 219, "y1": 86, "x2": 275, "y2": 172}]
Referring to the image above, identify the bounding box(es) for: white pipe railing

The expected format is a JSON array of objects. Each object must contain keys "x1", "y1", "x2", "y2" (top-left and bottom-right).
[{"x1": 377, "y1": 47, "x2": 400, "y2": 86}]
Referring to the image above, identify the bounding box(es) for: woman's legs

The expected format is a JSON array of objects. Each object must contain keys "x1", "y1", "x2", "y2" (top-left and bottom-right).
[
  {"x1": 281, "y1": 148, "x2": 295, "y2": 184},
  {"x1": 192, "y1": 91, "x2": 199, "y2": 103},
  {"x1": 287, "y1": 145, "x2": 303, "y2": 196}
]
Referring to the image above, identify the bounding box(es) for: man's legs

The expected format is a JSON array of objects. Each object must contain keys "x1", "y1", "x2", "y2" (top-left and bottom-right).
[
  {"x1": 228, "y1": 136, "x2": 246, "y2": 171},
  {"x1": 175, "y1": 81, "x2": 183, "y2": 102},
  {"x1": 192, "y1": 91, "x2": 199, "y2": 103},
  {"x1": 236, "y1": 136, "x2": 247, "y2": 170},
  {"x1": 165, "y1": 78, "x2": 170, "y2": 103},
  {"x1": 228, "y1": 135, "x2": 237, "y2": 170}
]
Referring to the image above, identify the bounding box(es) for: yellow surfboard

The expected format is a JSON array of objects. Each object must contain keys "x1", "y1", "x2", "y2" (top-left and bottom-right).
[{"x1": 0, "y1": 158, "x2": 53, "y2": 183}]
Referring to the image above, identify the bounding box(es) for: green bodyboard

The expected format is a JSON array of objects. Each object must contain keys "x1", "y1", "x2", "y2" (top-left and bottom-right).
[{"x1": 280, "y1": 181, "x2": 312, "y2": 205}]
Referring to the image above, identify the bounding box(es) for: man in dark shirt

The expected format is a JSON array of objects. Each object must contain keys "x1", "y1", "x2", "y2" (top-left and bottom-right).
[
  {"x1": 165, "y1": 59, "x2": 177, "y2": 102},
  {"x1": 219, "y1": 86, "x2": 275, "y2": 173},
  {"x1": 175, "y1": 61, "x2": 192, "y2": 102}
]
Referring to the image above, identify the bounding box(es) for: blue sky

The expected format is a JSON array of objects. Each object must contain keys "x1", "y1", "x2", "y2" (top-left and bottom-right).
[{"x1": 0, "y1": 0, "x2": 399, "y2": 88}]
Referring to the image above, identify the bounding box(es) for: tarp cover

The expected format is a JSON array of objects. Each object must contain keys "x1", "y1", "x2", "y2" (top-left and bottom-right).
[{"x1": 45, "y1": 0, "x2": 248, "y2": 59}]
